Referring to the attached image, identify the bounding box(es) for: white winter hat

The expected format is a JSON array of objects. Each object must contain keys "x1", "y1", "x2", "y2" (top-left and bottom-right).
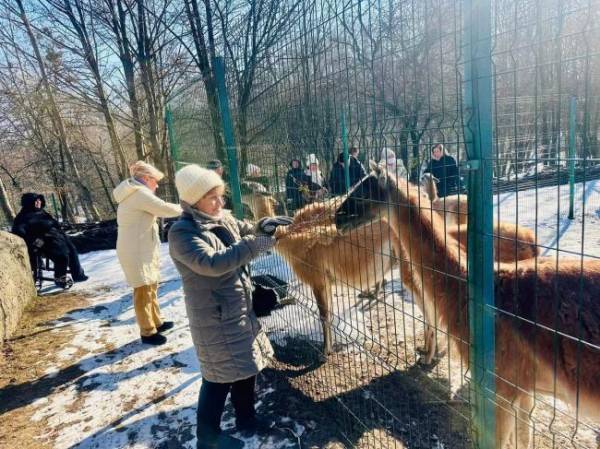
[{"x1": 175, "y1": 164, "x2": 224, "y2": 205}]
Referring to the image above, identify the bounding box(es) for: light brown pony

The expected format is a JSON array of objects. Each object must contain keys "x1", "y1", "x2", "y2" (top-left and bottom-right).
[
  {"x1": 448, "y1": 222, "x2": 539, "y2": 263},
  {"x1": 420, "y1": 172, "x2": 467, "y2": 226},
  {"x1": 240, "y1": 181, "x2": 277, "y2": 219},
  {"x1": 273, "y1": 196, "x2": 395, "y2": 355},
  {"x1": 335, "y1": 163, "x2": 600, "y2": 448}
]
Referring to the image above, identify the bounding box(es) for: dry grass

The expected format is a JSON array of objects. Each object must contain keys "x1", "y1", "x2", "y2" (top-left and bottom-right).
[{"x1": 0, "y1": 291, "x2": 90, "y2": 449}]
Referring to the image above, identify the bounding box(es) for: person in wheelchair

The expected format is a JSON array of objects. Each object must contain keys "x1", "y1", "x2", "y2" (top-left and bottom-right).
[{"x1": 12, "y1": 193, "x2": 88, "y2": 289}]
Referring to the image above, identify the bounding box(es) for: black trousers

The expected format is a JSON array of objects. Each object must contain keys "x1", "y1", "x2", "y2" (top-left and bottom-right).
[
  {"x1": 41, "y1": 234, "x2": 85, "y2": 279},
  {"x1": 196, "y1": 376, "x2": 256, "y2": 437}
]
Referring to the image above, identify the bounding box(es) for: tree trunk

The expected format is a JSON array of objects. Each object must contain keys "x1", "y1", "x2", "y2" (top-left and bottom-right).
[
  {"x1": 184, "y1": 0, "x2": 225, "y2": 162},
  {"x1": 16, "y1": 0, "x2": 100, "y2": 221},
  {"x1": 91, "y1": 156, "x2": 116, "y2": 214},
  {"x1": 136, "y1": 0, "x2": 162, "y2": 164},
  {"x1": 0, "y1": 175, "x2": 16, "y2": 221},
  {"x1": 110, "y1": 0, "x2": 145, "y2": 161}
]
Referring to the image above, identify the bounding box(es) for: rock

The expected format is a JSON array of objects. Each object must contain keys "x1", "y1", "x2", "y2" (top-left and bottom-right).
[{"x1": 0, "y1": 231, "x2": 37, "y2": 341}]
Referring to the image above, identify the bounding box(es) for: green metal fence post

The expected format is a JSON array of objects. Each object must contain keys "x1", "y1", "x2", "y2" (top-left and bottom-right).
[
  {"x1": 568, "y1": 96, "x2": 576, "y2": 220},
  {"x1": 463, "y1": 0, "x2": 496, "y2": 448},
  {"x1": 165, "y1": 105, "x2": 180, "y2": 171},
  {"x1": 212, "y1": 56, "x2": 244, "y2": 219},
  {"x1": 341, "y1": 110, "x2": 350, "y2": 191}
]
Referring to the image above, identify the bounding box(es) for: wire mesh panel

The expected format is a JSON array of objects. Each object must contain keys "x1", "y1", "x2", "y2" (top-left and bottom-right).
[
  {"x1": 166, "y1": 0, "x2": 600, "y2": 447},
  {"x1": 231, "y1": 0, "x2": 476, "y2": 447}
]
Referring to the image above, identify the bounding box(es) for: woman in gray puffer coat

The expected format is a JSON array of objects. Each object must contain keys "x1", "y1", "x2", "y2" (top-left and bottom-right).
[{"x1": 169, "y1": 164, "x2": 291, "y2": 449}]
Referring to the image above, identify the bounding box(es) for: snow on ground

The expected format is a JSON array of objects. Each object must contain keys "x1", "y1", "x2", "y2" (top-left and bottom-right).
[
  {"x1": 24, "y1": 179, "x2": 600, "y2": 448},
  {"x1": 495, "y1": 178, "x2": 600, "y2": 258},
  {"x1": 30, "y1": 245, "x2": 300, "y2": 449}
]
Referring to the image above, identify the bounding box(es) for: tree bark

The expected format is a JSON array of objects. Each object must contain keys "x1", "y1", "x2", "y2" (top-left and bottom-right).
[
  {"x1": 0, "y1": 175, "x2": 16, "y2": 221},
  {"x1": 108, "y1": 0, "x2": 145, "y2": 161}
]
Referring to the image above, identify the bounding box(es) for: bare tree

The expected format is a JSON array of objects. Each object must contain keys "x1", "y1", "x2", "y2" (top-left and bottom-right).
[
  {"x1": 214, "y1": 0, "x2": 302, "y2": 169},
  {"x1": 11, "y1": 0, "x2": 100, "y2": 220},
  {"x1": 40, "y1": 0, "x2": 129, "y2": 180}
]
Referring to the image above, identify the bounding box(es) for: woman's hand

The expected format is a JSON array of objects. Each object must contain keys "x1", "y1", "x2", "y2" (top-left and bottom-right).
[
  {"x1": 253, "y1": 235, "x2": 276, "y2": 253},
  {"x1": 255, "y1": 216, "x2": 294, "y2": 235}
]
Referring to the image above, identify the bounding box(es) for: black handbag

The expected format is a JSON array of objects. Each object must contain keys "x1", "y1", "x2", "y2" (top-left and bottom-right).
[
  {"x1": 251, "y1": 273, "x2": 289, "y2": 317},
  {"x1": 209, "y1": 226, "x2": 288, "y2": 317}
]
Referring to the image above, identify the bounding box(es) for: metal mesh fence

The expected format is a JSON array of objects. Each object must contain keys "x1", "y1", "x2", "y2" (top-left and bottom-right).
[{"x1": 160, "y1": 0, "x2": 600, "y2": 447}]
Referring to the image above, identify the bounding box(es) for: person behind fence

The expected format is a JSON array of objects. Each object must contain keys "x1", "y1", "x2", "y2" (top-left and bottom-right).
[
  {"x1": 423, "y1": 143, "x2": 459, "y2": 197},
  {"x1": 305, "y1": 153, "x2": 324, "y2": 188},
  {"x1": 206, "y1": 159, "x2": 224, "y2": 177},
  {"x1": 328, "y1": 152, "x2": 348, "y2": 195},
  {"x1": 379, "y1": 147, "x2": 408, "y2": 178},
  {"x1": 328, "y1": 147, "x2": 367, "y2": 195},
  {"x1": 168, "y1": 164, "x2": 292, "y2": 448},
  {"x1": 113, "y1": 161, "x2": 182, "y2": 346},
  {"x1": 12, "y1": 192, "x2": 88, "y2": 289},
  {"x1": 285, "y1": 158, "x2": 304, "y2": 210},
  {"x1": 348, "y1": 146, "x2": 367, "y2": 184}
]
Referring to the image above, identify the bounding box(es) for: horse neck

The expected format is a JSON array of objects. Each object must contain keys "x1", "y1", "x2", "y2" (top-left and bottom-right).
[
  {"x1": 254, "y1": 195, "x2": 275, "y2": 219},
  {"x1": 385, "y1": 178, "x2": 469, "y2": 343},
  {"x1": 424, "y1": 177, "x2": 438, "y2": 201}
]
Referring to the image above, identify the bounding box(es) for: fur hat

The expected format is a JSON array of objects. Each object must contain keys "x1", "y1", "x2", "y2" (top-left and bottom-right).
[{"x1": 175, "y1": 164, "x2": 224, "y2": 205}]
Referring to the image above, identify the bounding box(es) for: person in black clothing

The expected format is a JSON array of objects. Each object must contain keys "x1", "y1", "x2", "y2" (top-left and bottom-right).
[
  {"x1": 348, "y1": 146, "x2": 367, "y2": 186},
  {"x1": 12, "y1": 193, "x2": 88, "y2": 288},
  {"x1": 285, "y1": 159, "x2": 309, "y2": 211},
  {"x1": 328, "y1": 152, "x2": 348, "y2": 195},
  {"x1": 206, "y1": 159, "x2": 224, "y2": 177},
  {"x1": 423, "y1": 144, "x2": 459, "y2": 197},
  {"x1": 327, "y1": 147, "x2": 367, "y2": 196}
]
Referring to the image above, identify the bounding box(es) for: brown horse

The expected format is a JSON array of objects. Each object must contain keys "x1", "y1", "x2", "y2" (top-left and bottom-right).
[
  {"x1": 335, "y1": 163, "x2": 600, "y2": 448},
  {"x1": 274, "y1": 196, "x2": 395, "y2": 355}
]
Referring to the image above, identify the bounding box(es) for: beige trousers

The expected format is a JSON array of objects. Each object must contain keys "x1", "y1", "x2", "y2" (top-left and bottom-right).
[{"x1": 133, "y1": 283, "x2": 163, "y2": 337}]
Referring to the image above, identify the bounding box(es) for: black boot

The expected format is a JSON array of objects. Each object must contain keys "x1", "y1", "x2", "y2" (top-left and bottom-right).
[
  {"x1": 72, "y1": 274, "x2": 89, "y2": 282},
  {"x1": 157, "y1": 321, "x2": 174, "y2": 332},
  {"x1": 236, "y1": 416, "x2": 273, "y2": 437},
  {"x1": 141, "y1": 333, "x2": 167, "y2": 345},
  {"x1": 197, "y1": 433, "x2": 244, "y2": 449}
]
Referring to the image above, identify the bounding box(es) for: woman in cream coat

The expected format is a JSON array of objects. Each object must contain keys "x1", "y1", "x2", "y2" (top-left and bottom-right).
[{"x1": 114, "y1": 161, "x2": 182, "y2": 345}]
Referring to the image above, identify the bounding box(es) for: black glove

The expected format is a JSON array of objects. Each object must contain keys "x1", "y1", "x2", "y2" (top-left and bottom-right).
[
  {"x1": 252, "y1": 235, "x2": 276, "y2": 253},
  {"x1": 255, "y1": 216, "x2": 294, "y2": 235}
]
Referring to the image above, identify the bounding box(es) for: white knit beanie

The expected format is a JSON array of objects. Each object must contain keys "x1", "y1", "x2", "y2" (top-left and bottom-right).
[{"x1": 175, "y1": 164, "x2": 224, "y2": 205}]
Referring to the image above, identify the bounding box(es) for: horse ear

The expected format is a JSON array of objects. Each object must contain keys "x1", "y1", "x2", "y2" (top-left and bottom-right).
[{"x1": 369, "y1": 159, "x2": 379, "y2": 171}]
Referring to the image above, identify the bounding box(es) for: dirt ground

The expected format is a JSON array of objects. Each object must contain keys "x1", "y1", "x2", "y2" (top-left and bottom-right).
[
  {"x1": 1, "y1": 282, "x2": 597, "y2": 449},
  {"x1": 0, "y1": 291, "x2": 90, "y2": 449},
  {"x1": 261, "y1": 281, "x2": 599, "y2": 449}
]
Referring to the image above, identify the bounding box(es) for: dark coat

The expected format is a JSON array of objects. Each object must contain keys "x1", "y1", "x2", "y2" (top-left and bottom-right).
[
  {"x1": 168, "y1": 203, "x2": 273, "y2": 383},
  {"x1": 424, "y1": 154, "x2": 459, "y2": 197},
  {"x1": 12, "y1": 193, "x2": 61, "y2": 244},
  {"x1": 11, "y1": 193, "x2": 85, "y2": 279},
  {"x1": 348, "y1": 155, "x2": 367, "y2": 186},
  {"x1": 285, "y1": 167, "x2": 312, "y2": 210},
  {"x1": 328, "y1": 163, "x2": 347, "y2": 195}
]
